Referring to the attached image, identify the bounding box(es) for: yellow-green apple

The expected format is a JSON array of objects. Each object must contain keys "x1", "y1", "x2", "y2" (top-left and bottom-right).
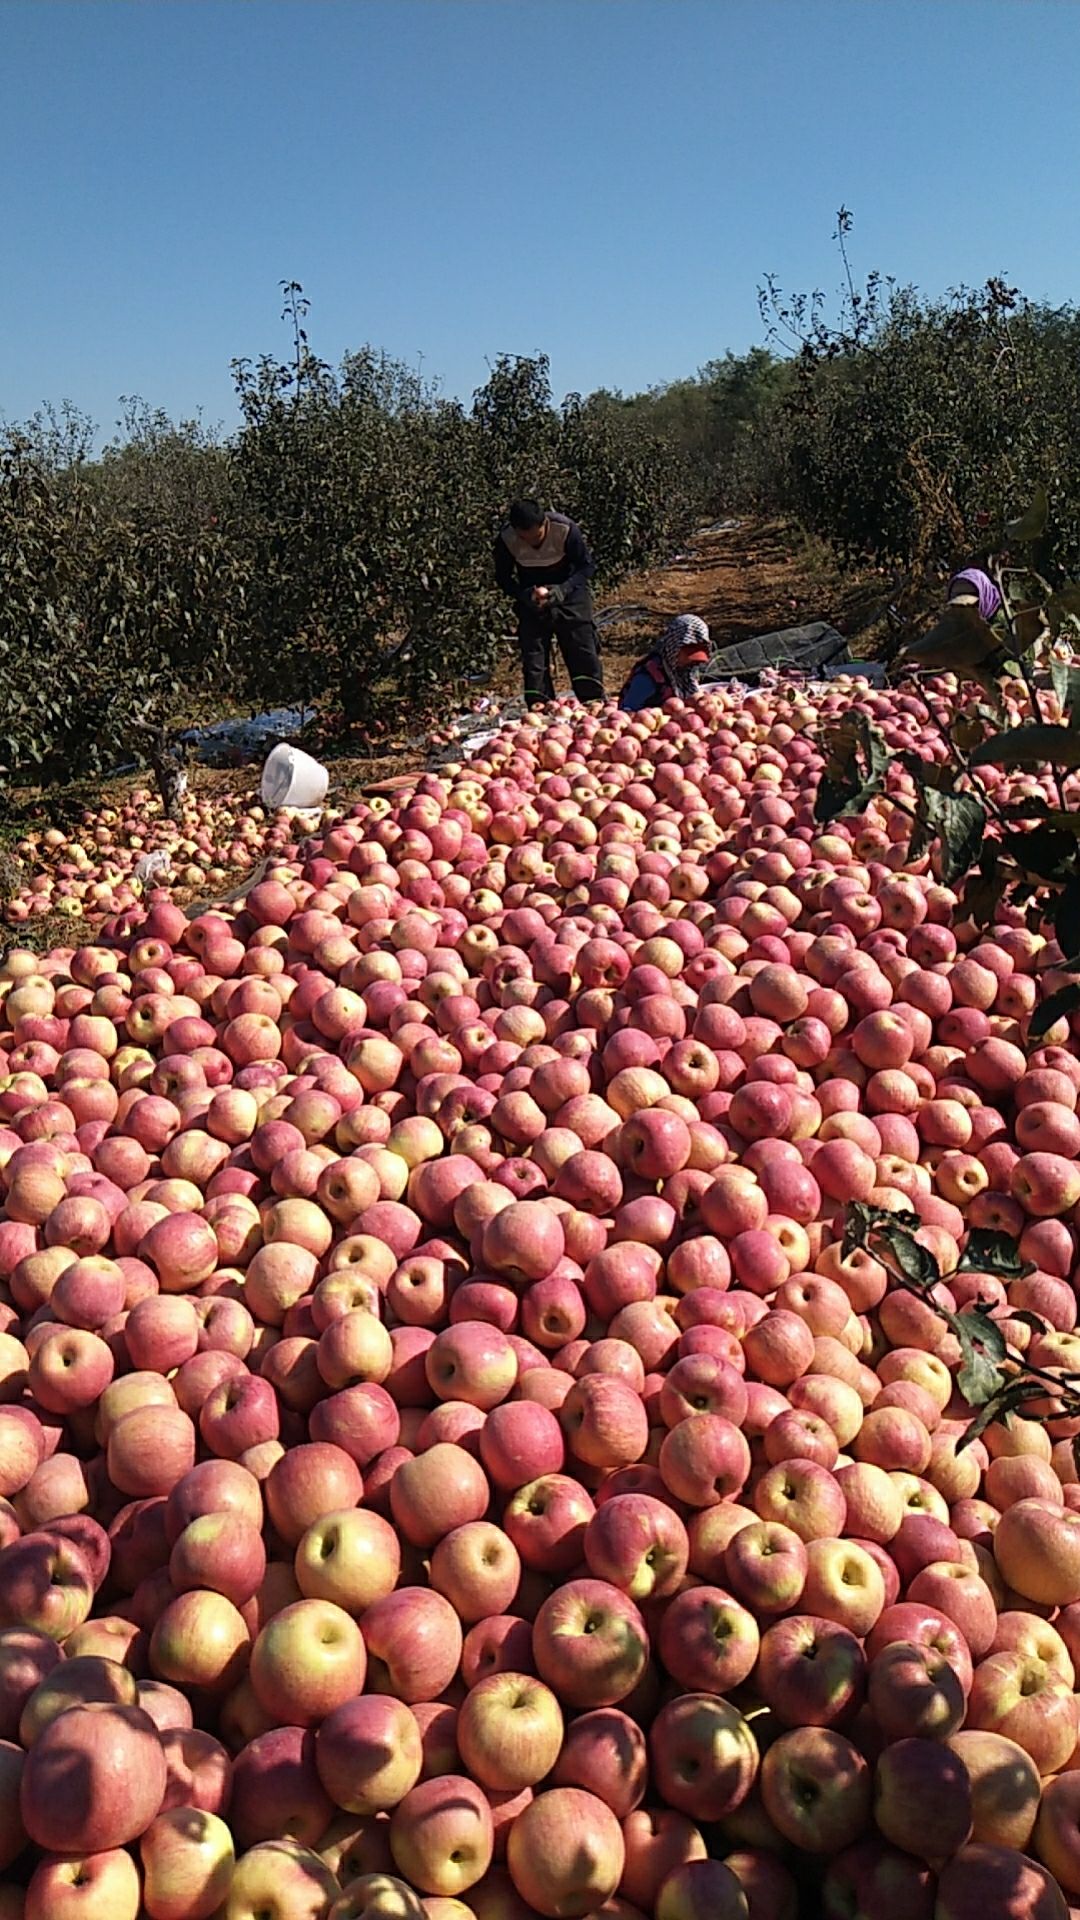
[
  {"x1": 28, "y1": 1325, "x2": 114, "y2": 1415},
  {"x1": 0, "y1": 1740, "x2": 24, "y2": 1870},
  {"x1": 618, "y1": 1807, "x2": 708, "y2": 1912},
  {"x1": 504, "y1": 1474, "x2": 595, "y2": 1574},
  {"x1": 230, "y1": 1724, "x2": 333, "y2": 1848},
  {"x1": 1034, "y1": 1770, "x2": 1080, "y2": 1899},
  {"x1": 655, "y1": 1858, "x2": 749, "y2": 1920},
  {"x1": 124, "y1": 1294, "x2": 200, "y2": 1372},
  {"x1": 456, "y1": 1672, "x2": 564, "y2": 1792},
  {"x1": 479, "y1": 1401, "x2": 565, "y2": 1491},
  {"x1": 169, "y1": 1512, "x2": 266, "y2": 1607},
  {"x1": 389, "y1": 1774, "x2": 494, "y2": 1896},
  {"x1": 991, "y1": 1612, "x2": 1075, "y2": 1685},
  {"x1": 0, "y1": 1626, "x2": 63, "y2": 1740},
  {"x1": 390, "y1": 1444, "x2": 489, "y2": 1550},
  {"x1": 199, "y1": 1370, "x2": 281, "y2": 1460},
  {"x1": 0, "y1": 1531, "x2": 94, "y2": 1639},
  {"x1": 833, "y1": 1463, "x2": 902, "y2": 1544},
  {"x1": 724, "y1": 1521, "x2": 808, "y2": 1615},
  {"x1": 327, "y1": 1873, "x2": 424, "y2": 1920},
  {"x1": 107, "y1": 1403, "x2": 197, "y2": 1500},
  {"x1": 800, "y1": 1538, "x2": 885, "y2": 1637},
  {"x1": 965, "y1": 1650, "x2": 1078, "y2": 1774},
  {"x1": 426, "y1": 1322, "x2": 518, "y2": 1410},
  {"x1": 266, "y1": 1443, "x2": 364, "y2": 1548},
  {"x1": 140, "y1": 1806, "x2": 236, "y2": 1920},
  {"x1": 507, "y1": 1787, "x2": 625, "y2": 1918},
  {"x1": 20, "y1": 1702, "x2": 167, "y2": 1852},
  {"x1": 532, "y1": 1579, "x2": 648, "y2": 1709},
  {"x1": 753, "y1": 1460, "x2": 846, "y2": 1541},
  {"x1": 994, "y1": 1500, "x2": 1080, "y2": 1607},
  {"x1": 657, "y1": 1586, "x2": 760, "y2": 1696},
  {"x1": 249, "y1": 1598, "x2": 366, "y2": 1727},
  {"x1": 583, "y1": 1494, "x2": 689, "y2": 1601},
  {"x1": 150, "y1": 1589, "x2": 251, "y2": 1694},
  {"x1": 658, "y1": 1414, "x2": 750, "y2": 1507},
  {"x1": 19, "y1": 1654, "x2": 138, "y2": 1746},
  {"x1": 906, "y1": 1562, "x2": 997, "y2": 1658},
  {"x1": 820, "y1": 1836, "x2": 935, "y2": 1920},
  {"x1": 756, "y1": 1615, "x2": 865, "y2": 1728},
  {"x1": 222, "y1": 1838, "x2": 340, "y2": 1920},
  {"x1": 317, "y1": 1311, "x2": 393, "y2": 1390},
  {"x1": 760, "y1": 1728, "x2": 870, "y2": 1854},
  {"x1": 936, "y1": 1843, "x2": 1068, "y2": 1920},
  {"x1": 946, "y1": 1730, "x2": 1041, "y2": 1851},
  {"x1": 866, "y1": 1602, "x2": 974, "y2": 1695},
  {"x1": 0, "y1": 1407, "x2": 44, "y2": 1500},
  {"x1": 561, "y1": 1375, "x2": 649, "y2": 1473},
  {"x1": 165, "y1": 1458, "x2": 264, "y2": 1544},
  {"x1": 308, "y1": 1383, "x2": 401, "y2": 1468},
  {"x1": 649, "y1": 1694, "x2": 758, "y2": 1823},
  {"x1": 314, "y1": 1695, "x2": 422, "y2": 1814},
  {"x1": 550, "y1": 1707, "x2": 647, "y2": 1818},
  {"x1": 722, "y1": 1848, "x2": 798, "y2": 1920},
  {"x1": 873, "y1": 1736, "x2": 973, "y2": 1862},
  {"x1": 685, "y1": 1503, "x2": 756, "y2": 1582},
  {"x1": 429, "y1": 1521, "x2": 521, "y2": 1624},
  {"x1": 317, "y1": 1810, "x2": 396, "y2": 1885},
  {"x1": 361, "y1": 1589, "x2": 463, "y2": 1703},
  {"x1": 411, "y1": 1697, "x2": 461, "y2": 1777},
  {"x1": 867, "y1": 1639, "x2": 966, "y2": 1741},
  {"x1": 24, "y1": 1847, "x2": 141, "y2": 1920},
  {"x1": 160, "y1": 1725, "x2": 233, "y2": 1814},
  {"x1": 295, "y1": 1508, "x2": 401, "y2": 1613}
]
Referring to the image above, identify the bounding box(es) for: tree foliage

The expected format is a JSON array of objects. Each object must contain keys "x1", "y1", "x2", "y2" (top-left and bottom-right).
[{"x1": 0, "y1": 307, "x2": 698, "y2": 803}]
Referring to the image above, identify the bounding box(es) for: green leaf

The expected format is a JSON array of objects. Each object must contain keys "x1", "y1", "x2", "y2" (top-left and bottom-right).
[
  {"x1": 918, "y1": 788, "x2": 987, "y2": 884},
  {"x1": 1001, "y1": 828, "x2": 1078, "y2": 884},
  {"x1": 842, "y1": 1201, "x2": 920, "y2": 1258},
  {"x1": 814, "y1": 716, "x2": 892, "y2": 825},
  {"x1": 1030, "y1": 980, "x2": 1080, "y2": 1039},
  {"x1": 970, "y1": 725, "x2": 1080, "y2": 772},
  {"x1": 955, "y1": 1229, "x2": 1030, "y2": 1279},
  {"x1": 962, "y1": 843, "x2": 1007, "y2": 929},
  {"x1": 956, "y1": 1378, "x2": 1048, "y2": 1451},
  {"x1": 1047, "y1": 588, "x2": 1080, "y2": 644},
  {"x1": 1055, "y1": 875, "x2": 1080, "y2": 961},
  {"x1": 901, "y1": 603, "x2": 1003, "y2": 673},
  {"x1": 1006, "y1": 484, "x2": 1049, "y2": 543},
  {"x1": 1051, "y1": 659, "x2": 1080, "y2": 722},
  {"x1": 953, "y1": 1309, "x2": 1008, "y2": 1407}
]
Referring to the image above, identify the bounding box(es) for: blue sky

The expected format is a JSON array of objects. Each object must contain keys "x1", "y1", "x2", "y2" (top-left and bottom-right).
[{"x1": 4, "y1": 0, "x2": 1077, "y2": 439}]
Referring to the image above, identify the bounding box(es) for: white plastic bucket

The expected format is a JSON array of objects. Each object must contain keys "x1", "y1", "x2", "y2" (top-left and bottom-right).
[{"x1": 261, "y1": 743, "x2": 329, "y2": 810}]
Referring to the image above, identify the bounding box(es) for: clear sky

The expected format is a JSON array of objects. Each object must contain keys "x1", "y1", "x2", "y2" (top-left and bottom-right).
[{"x1": 4, "y1": 0, "x2": 1078, "y2": 440}]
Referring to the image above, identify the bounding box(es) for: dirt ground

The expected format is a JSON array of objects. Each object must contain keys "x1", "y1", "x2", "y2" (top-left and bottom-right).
[{"x1": 591, "y1": 517, "x2": 886, "y2": 692}]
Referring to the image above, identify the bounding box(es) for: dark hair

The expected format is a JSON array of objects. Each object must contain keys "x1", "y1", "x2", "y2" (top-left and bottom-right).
[{"x1": 509, "y1": 499, "x2": 546, "y2": 531}]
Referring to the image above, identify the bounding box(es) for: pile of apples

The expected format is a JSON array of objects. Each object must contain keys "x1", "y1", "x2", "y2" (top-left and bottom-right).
[
  {"x1": 4, "y1": 788, "x2": 296, "y2": 924},
  {"x1": 3, "y1": 674, "x2": 1080, "y2": 1919}
]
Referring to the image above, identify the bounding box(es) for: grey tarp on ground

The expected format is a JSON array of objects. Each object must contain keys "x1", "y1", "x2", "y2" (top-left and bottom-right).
[{"x1": 700, "y1": 620, "x2": 888, "y2": 687}]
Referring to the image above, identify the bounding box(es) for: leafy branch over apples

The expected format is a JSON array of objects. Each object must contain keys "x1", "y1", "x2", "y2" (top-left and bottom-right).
[{"x1": 843, "y1": 1201, "x2": 1080, "y2": 1469}]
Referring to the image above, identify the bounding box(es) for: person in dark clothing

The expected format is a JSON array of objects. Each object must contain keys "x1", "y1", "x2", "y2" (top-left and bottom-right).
[
  {"x1": 494, "y1": 499, "x2": 606, "y2": 707},
  {"x1": 619, "y1": 614, "x2": 712, "y2": 711}
]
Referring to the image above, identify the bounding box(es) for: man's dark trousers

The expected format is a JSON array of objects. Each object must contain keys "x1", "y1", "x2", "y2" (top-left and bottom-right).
[{"x1": 518, "y1": 607, "x2": 605, "y2": 707}]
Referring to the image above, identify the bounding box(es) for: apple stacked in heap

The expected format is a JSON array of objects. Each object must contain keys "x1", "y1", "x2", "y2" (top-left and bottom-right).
[
  {"x1": 0, "y1": 671, "x2": 1079, "y2": 1915},
  {"x1": 4, "y1": 785, "x2": 296, "y2": 926}
]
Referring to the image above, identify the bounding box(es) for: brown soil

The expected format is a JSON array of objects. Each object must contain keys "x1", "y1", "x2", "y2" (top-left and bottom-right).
[{"x1": 591, "y1": 517, "x2": 886, "y2": 692}]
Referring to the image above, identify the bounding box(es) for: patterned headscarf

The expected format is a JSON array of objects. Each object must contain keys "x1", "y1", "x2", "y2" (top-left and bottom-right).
[{"x1": 658, "y1": 614, "x2": 711, "y2": 699}]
